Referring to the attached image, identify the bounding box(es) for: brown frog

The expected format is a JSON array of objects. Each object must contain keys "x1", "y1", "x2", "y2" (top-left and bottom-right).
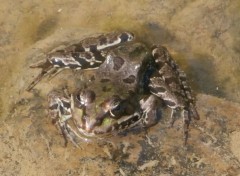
[{"x1": 27, "y1": 31, "x2": 199, "y2": 147}]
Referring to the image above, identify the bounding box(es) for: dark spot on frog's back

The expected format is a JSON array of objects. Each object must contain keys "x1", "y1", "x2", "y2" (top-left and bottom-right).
[
  {"x1": 113, "y1": 56, "x2": 125, "y2": 71},
  {"x1": 90, "y1": 75, "x2": 95, "y2": 81},
  {"x1": 89, "y1": 45, "x2": 97, "y2": 52},
  {"x1": 99, "y1": 36, "x2": 107, "y2": 45},
  {"x1": 100, "y1": 79, "x2": 110, "y2": 83},
  {"x1": 123, "y1": 75, "x2": 136, "y2": 84},
  {"x1": 164, "y1": 77, "x2": 178, "y2": 85},
  {"x1": 102, "y1": 86, "x2": 111, "y2": 92},
  {"x1": 72, "y1": 44, "x2": 85, "y2": 52}
]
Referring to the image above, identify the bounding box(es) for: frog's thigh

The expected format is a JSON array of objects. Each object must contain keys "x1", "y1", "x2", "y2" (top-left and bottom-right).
[{"x1": 149, "y1": 77, "x2": 179, "y2": 108}]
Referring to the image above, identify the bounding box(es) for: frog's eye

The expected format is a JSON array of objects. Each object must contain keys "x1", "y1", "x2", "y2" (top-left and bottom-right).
[
  {"x1": 109, "y1": 98, "x2": 125, "y2": 118},
  {"x1": 100, "y1": 95, "x2": 124, "y2": 118},
  {"x1": 76, "y1": 89, "x2": 95, "y2": 107},
  {"x1": 110, "y1": 103, "x2": 123, "y2": 118},
  {"x1": 109, "y1": 103, "x2": 122, "y2": 117}
]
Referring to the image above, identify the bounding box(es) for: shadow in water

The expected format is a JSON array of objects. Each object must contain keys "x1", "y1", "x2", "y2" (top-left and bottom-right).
[
  {"x1": 33, "y1": 15, "x2": 59, "y2": 42},
  {"x1": 187, "y1": 54, "x2": 225, "y2": 98}
]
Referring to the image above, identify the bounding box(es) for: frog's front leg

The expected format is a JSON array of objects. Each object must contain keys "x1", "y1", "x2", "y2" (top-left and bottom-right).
[
  {"x1": 48, "y1": 91, "x2": 81, "y2": 147},
  {"x1": 26, "y1": 58, "x2": 58, "y2": 91}
]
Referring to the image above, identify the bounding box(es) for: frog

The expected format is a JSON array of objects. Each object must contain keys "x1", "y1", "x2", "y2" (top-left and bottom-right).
[{"x1": 27, "y1": 31, "x2": 199, "y2": 147}]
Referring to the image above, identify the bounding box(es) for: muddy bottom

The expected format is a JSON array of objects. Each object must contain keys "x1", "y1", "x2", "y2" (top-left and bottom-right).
[{"x1": 1, "y1": 93, "x2": 240, "y2": 175}]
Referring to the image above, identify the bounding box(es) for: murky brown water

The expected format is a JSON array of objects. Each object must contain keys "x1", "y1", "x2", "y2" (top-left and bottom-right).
[{"x1": 1, "y1": 0, "x2": 240, "y2": 175}]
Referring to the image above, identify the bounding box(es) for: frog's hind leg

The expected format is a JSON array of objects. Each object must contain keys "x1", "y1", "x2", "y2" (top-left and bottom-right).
[
  {"x1": 26, "y1": 66, "x2": 58, "y2": 91},
  {"x1": 26, "y1": 58, "x2": 66, "y2": 91},
  {"x1": 170, "y1": 107, "x2": 191, "y2": 145},
  {"x1": 149, "y1": 45, "x2": 193, "y2": 144},
  {"x1": 26, "y1": 59, "x2": 52, "y2": 91},
  {"x1": 29, "y1": 58, "x2": 51, "y2": 69},
  {"x1": 182, "y1": 108, "x2": 191, "y2": 145},
  {"x1": 46, "y1": 67, "x2": 65, "y2": 81},
  {"x1": 169, "y1": 108, "x2": 180, "y2": 127}
]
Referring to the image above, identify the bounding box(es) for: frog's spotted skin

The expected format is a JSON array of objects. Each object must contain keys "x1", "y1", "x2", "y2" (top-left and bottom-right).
[{"x1": 27, "y1": 31, "x2": 199, "y2": 147}]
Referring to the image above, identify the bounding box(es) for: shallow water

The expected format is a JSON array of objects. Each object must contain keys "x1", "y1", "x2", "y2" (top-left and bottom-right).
[{"x1": 1, "y1": 0, "x2": 240, "y2": 175}]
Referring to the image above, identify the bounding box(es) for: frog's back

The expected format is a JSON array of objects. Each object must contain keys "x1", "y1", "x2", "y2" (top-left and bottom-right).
[{"x1": 95, "y1": 43, "x2": 152, "y2": 93}]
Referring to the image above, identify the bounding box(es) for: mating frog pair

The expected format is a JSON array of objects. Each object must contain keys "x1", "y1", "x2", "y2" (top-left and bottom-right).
[{"x1": 27, "y1": 31, "x2": 199, "y2": 147}]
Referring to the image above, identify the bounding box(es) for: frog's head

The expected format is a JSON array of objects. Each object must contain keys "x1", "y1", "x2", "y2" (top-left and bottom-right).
[
  {"x1": 75, "y1": 89, "x2": 135, "y2": 118},
  {"x1": 73, "y1": 89, "x2": 137, "y2": 131}
]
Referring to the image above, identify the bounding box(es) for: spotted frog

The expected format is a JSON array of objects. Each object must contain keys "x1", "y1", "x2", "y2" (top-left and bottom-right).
[{"x1": 27, "y1": 31, "x2": 199, "y2": 147}]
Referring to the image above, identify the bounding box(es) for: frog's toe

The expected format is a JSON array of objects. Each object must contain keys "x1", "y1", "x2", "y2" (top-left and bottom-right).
[
  {"x1": 168, "y1": 108, "x2": 180, "y2": 127},
  {"x1": 57, "y1": 122, "x2": 80, "y2": 148}
]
